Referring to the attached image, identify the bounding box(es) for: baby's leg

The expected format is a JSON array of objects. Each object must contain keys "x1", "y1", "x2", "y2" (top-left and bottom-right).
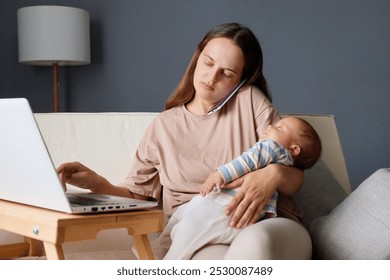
[
  {"x1": 164, "y1": 193, "x2": 240, "y2": 260},
  {"x1": 148, "y1": 203, "x2": 189, "y2": 259}
]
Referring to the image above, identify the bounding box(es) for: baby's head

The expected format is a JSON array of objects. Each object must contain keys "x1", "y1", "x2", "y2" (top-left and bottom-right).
[{"x1": 261, "y1": 116, "x2": 322, "y2": 169}]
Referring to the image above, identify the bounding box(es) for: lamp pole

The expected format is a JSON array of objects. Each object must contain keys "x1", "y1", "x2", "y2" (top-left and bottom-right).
[{"x1": 53, "y1": 62, "x2": 59, "y2": 112}]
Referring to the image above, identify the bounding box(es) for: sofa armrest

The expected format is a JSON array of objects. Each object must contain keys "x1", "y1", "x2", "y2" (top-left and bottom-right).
[{"x1": 309, "y1": 168, "x2": 390, "y2": 259}]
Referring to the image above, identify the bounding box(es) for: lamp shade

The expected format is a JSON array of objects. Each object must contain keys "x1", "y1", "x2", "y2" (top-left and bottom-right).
[{"x1": 17, "y1": 5, "x2": 90, "y2": 66}]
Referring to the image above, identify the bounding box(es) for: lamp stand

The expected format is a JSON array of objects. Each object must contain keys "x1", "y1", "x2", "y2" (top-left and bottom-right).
[{"x1": 53, "y1": 62, "x2": 59, "y2": 112}]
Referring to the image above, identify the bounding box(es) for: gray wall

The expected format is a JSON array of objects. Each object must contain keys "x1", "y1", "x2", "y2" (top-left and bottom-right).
[{"x1": 1, "y1": 0, "x2": 389, "y2": 190}]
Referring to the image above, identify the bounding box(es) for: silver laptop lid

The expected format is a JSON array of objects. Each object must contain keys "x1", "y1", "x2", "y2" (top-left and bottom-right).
[
  {"x1": 0, "y1": 98, "x2": 158, "y2": 213},
  {"x1": 0, "y1": 98, "x2": 73, "y2": 212}
]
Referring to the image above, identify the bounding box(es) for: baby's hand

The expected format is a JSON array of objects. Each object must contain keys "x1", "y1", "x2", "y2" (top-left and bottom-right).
[{"x1": 200, "y1": 171, "x2": 224, "y2": 196}]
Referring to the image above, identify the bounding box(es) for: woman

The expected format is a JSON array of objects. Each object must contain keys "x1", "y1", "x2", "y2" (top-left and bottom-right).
[{"x1": 57, "y1": 23, "x2": 311, "y2": 259}]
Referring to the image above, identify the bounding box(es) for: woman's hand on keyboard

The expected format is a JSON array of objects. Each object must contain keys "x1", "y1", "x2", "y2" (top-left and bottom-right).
[{"x1": 57, "y1": 161, "x2": 101, "y2": 192}]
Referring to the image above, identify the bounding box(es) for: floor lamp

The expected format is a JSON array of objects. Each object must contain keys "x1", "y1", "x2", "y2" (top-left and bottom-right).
[{"x1": 17, "y1": 6, "x2": 90, "y2": 112}]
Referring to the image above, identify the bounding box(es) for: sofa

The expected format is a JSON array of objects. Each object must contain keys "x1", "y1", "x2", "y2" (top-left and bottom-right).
[{"x1": 1, "y1": 112, "x2": 389, "y2": 259}]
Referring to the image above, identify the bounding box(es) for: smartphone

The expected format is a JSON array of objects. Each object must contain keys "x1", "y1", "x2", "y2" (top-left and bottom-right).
[{"x1": 207, "y1": 79, "x2": 247, "y2": 114}]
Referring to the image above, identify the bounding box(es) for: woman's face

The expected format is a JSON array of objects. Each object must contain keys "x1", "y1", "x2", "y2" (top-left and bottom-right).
[{"x1": 193, "y1": 37, "x2": 244, "y2": 109}]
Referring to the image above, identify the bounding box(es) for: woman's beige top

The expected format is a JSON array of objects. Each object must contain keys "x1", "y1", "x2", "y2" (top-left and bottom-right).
[{"x1": 119, "y1": 86, "x2": 303, "y2": 223}]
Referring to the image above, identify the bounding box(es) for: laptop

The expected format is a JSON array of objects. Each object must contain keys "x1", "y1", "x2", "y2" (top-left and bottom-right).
[{"x1": 0, "y1": 98, "x2": 158, "y2": 213}]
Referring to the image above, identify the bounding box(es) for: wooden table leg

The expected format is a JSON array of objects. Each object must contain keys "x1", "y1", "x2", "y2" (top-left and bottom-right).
[
  {"x1": 43, "y1": 242, "x2": 65, "y2": 260},
  {"x1": 25, "y1": 238, "x2": 44, "y2": 256},
  {"x1": 132, "y1": 234, "x2": 155, "y2": 260}
]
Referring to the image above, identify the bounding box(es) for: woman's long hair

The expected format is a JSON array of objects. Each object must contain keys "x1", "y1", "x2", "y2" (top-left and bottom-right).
[{"x1": 165, "y1": 23, "x2": 271, "y2": 110}]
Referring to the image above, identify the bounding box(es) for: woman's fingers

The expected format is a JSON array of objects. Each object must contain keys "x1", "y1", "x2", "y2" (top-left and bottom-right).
[
  {"x1": 227, "y1": 191, "x2": 263, "y2": 228},
  {"x1": 226, "y1": 191, "x2": 249, "y2": 228},
  {"x1": 225, "y1": 171, "x2": 273, "y2": 228},
  {"x1": 223, "y1": 177, "x2": 243, "y2": 189},
  {"x1": 236, "y1": 200, "x2": 258, "y2": 228},
  {"x1": 56, "y1": 162, "x2": 95, "y2": 190}
]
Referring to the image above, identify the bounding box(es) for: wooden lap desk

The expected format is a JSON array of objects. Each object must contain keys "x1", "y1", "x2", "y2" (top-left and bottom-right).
[{"x1": 0, "y1": 199, "x2": 163, "y2": 260}]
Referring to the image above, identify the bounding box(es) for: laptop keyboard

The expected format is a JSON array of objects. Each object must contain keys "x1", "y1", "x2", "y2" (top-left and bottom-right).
[{"x1": 67, "y1": 194, "x2": 112, "y2": 206}]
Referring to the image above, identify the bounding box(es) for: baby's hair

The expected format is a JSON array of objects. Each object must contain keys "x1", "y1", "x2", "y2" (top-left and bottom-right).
[{"x1": 293, "y1": 118, "x2": 322, "y2": 170}]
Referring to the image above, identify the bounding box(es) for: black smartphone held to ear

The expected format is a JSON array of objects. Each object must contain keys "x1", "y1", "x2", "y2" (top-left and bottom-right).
[{"x1": 207, "y1": 79, "x2": 247, "y2": 114}]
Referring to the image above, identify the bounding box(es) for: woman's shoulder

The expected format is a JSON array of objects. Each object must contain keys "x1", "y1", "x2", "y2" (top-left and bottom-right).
[
  {"x1": 147, "y1": 106, "x2": 185, "y2": 128},
  {"x1": 138, "y1": 107, "x2": 184, "y2": 144},
  {"x1": 155, "y1": 105, "x2": 183, "y2": 120},
  {"x1": 234, "y1": 85, "x2": 280, "y2": 128},
  {"x1": 237, "y1": 85, "x2": 273, "y2": 108}
]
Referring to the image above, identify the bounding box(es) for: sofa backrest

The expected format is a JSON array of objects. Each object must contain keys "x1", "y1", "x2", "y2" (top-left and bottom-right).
[
  {"x1": 281, "y1": 114, "x2": 351, "y2": 225},
  {"x1": 35, "y1": 112, "x2": 350, "y2": 194},
  {"x1": 34, "y1": 113, "x2": 157, "y2": 187}
]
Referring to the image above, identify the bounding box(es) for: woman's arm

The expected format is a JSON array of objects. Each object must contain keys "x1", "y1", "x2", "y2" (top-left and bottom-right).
[
  {"x1": 56, "y1": 161, "x2": 149, "y2": 200},
  {"x1": 224, "y1": 164, "x2": 303, "y2": 228}
]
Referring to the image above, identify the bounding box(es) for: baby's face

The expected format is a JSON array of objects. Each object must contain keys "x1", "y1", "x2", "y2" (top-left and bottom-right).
[{"x1": 261, "y1": 117, "x2": 303, "y2": 148}]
